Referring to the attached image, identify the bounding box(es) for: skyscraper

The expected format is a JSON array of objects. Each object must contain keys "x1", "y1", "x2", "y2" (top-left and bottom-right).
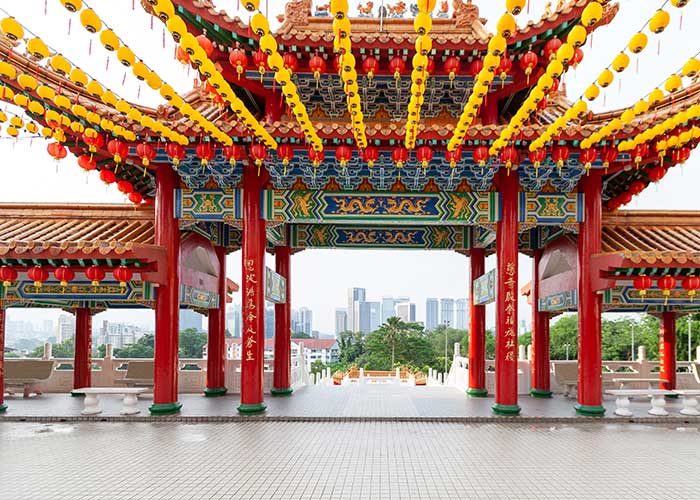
[
  {"x1": 354, "y1": 301, "x2": 372, "y2": 333},
  {"x1": 347, "y1": 287, "x2": 366, "y2": 332},
  {"x1": 380, "y1": 296, "x2": 409, "y2": 324},
  {"x1": 56, "y1": 314, "x2": 75, "y2": 344},
  {"x1": 300, "y1": 307, "x2": 313, "y2": 335},
  {"x1": 425, "y1": 298, "x2": 438, "y2": 331},
  {"x1": 455, "y1": 298, "x2": 469, "y2": 330},
  {"x1": 369, "y1": 301, "x2": 381, "y2": 332},
  {"x1": 396, "y1": 302, "x2": 416, "y2": 323},
  {"x1": 440, "y1": 298, "x2": 455, "y2": 327},
  {"x1": 179, "y1": 309, "x2": 203, "y2": 332},
  {"x1": 335, "y1": 308, "x2": 347, "y2": 335}
]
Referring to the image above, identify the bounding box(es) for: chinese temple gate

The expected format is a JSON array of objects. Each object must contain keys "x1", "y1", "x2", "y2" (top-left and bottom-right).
[{"x1": 1, "y1": 0, "x2": 699, "y2": 415}]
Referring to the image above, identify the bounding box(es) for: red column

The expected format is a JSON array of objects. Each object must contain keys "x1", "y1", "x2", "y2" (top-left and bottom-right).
[
  {"x1": 480, "y1": 97, "x2": 499, "y2": 125},
  {"x1": 150, "y1": 166, "x2": 182, "y2": 415},
  {"x1": 205, "y1": 246, "x2": 228, "y2": 396},
  {"x1": 530, "y1": 250, "x2": 551, "y2": 397},
  {"x1": 238, "y1": 165, "x2": 267, "y2": 414},
  {"x1": 576, "y1": 171, "x2": 605, "y2": 415},
  {"x1": 272, "y1": 245, "x2": 293, "y2": 395},
  {"x1": 659, "y1": 311, "x2": 677, "y2": 391},
  {"x1": 72, "y1": 307, "x2": 92, "y2": 391},
  {"x1": 493, "y1": 169, "x2": 520, "y2": 415},
  {"x1": 0, "y1": 307, "x2": 6, "y2": 412},
  {"x1": 468, "y1": 248, "x2": 487, "y2": 396}
]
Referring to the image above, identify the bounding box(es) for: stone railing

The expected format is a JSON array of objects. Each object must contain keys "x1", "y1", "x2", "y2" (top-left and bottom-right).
[
  {"x1": 447, "y1": 343, "x2": 700, "y2": 395},
  {"x1": 13, "y1": 342, "x2": 310, "y2": 394}
]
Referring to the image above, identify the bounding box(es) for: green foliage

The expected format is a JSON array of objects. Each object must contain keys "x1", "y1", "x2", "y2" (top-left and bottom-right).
[
  {"x1": 310, "y1": 359, "x2": 326, "y2": 375},
  {"x1": 113, "y1": 334, "x2": 154, "y2": 358},
  {"x1": 291, "y1": 332, "x2": 312, "y2": 338},
  {"x1": 31, "y1": 338, "x2": 74, "y2": 358},
  {"x1": 178, "y1": 328, "x2": 207, "y2": 358}
]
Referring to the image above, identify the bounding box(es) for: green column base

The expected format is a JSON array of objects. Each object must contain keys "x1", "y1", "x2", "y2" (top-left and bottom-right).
[
  {"x1": 149, "y1": 402, "x2": 182, "y2": 415},
  {"x1": 237, "y1": 402, "x2": 267, "y2": 415},
  {"x1": 271, "y1": 387, "x2": 293, "y2": 396},
  {"x1": 203, "y1": 387, "x2": 228, "y2": 397},
  {"x1": 0, "y1": 403, "x2": 7, "y2": 413},
  {"x1": 574, "y1": 403, "x2": 605, "y2": 416},
  {"x1": 665, "y1": 393, "x2": 680, "y2": 399},
  {"x1": 466, "y1": 388, "x2": 488, "y2": 397},
  {"x1": 492, "y1": 403, "x2": 521, "y2": 416},
  {"x1": 70, "y1": 392, "x2": 85, "y2": 397},
  {"x1": 530, "y1": 388, "x2": 553, "y2": 398}
]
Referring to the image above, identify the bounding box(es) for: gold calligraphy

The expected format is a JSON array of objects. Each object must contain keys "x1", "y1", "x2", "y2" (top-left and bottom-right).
[
  {"x1": 243, "y1": 259, "x2": 258, "y2": 362},
  {"x1": 504, "y1": 261, "x2": 517, "y2": 363}
]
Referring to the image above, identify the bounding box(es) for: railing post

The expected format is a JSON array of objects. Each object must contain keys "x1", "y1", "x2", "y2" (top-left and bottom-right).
[
  {"x1": 43, "y1": 342, "x2": 52, "y2": 360},
  {"x1": 453, "y1": 342, "x2": 460, "y2": 358}
]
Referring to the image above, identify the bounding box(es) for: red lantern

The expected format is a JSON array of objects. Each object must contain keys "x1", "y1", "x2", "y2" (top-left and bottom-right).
[
  {"x1": 362, "y1": 56, "x2": 379, "y2": 81},
  {"x1": 632, "y1": 143, "x2": 649, "y2": 167},
  {"x1": 47, "y1": 142, "x2": 67, "y2": 161},
  {"x1": 175, "y1": 46, "x2": 190, "y2": 65},
  {"x1": 54, "y1": 265, "x2": 75, "y2": 288},
  {"x1": 571, "y1": 47, "x2": 584, "y2": 67},
  {"x1": 675, "y1": 146, "x2": 691, "y2": 164},
  {"x1": 445, "y1": 147, "x2": 462, "y2": 169},
  {"x1": 85, "y1": 265, "x2": 106, "y2": 287},
  {"x1": 392, "y1": 147, "x2": 408, "y2": 169},
  {"x1": 528, "y1": 148, "x2": 547, "y2": 173},
  {"x1": 601, "y1": 147, "x2": 618, "y2": 172},
  {"x1": 166, "y1": 142, "x2": 186, "y2": 167},
  {"x1": 223, "y1": 145, "x2": 245, "y2": 167},
  {"x1": 629, "y1": 180, "x2": 646, "y2": 195},
  {"x1": 647, "y1": 165, "x2": 667, "y2": 182},
  {"x1": 469, "y1": 59, "x2": 484, "y2": 77},
  {"x1": 308, "y1": 146, "x2": 324, "y2": 167},
  {"x1": 682, "y1": 276, "x2": 700, "y2": 301},
  {"x1": 250, "y1": 143, "x2": 268, "y2": 168},
  {"x1": 113, "y1": 266, "x2": 133, "y2": 289},
  {"x1": 196, "y1": 34, "x2": 214, "y2": 57},
  {"x1": 99, "y1": 169, "x2": 117, "y2": 184},
  {"x1": 107, "y1": 139, "x2": 128, "y2": 165},
  {"x1": 500, "y1": 146, "x2": 519, "y2": 171},
  {"x1": 0, "y1": 266, "x2": 18, "y2": 287},
  {"x1": 633, "y1": 275, "x2": 652, "y2": 299},
  {"x1": 544, "y1": 37, "x2": 562, "y2": 61},
  {"x1": 283, "y1": 52, "x2": 298, "y2": 72},
  {"x1": 229, "y1": 49, "x2": 248, "y2": 79},
  {"x1": 498, "y1": 56, "x2": 512, "y2": 87},
  {"x1": 619, "y1": 191, "x2": 633, "y2": 205},
  {"x1": 253, "y1": 49, "x2": 268, "y2": 82},
  {"x1": 335, "y1": 145, "x2": 352, "y2": 170},
  {"x1": 196, "y1": 142, "x2": 214, "y2": 166},
  {"x1": 551, "y1": 145, "x2": 570, "y2": 169},
  {"x1": 82, "y1": 131, "x2": 104, "y2": 153},
  {"x1": 136, "y1": 143, "x2": 156, "y2": 167},
  {"x1": 426, "y1": 57, "x2": 435, "y2": 74},
  {"x1": 362, "y1": 146, "x2": 379, "y2": 168},
  {"x1": 549, "y1": 77, "x2": 560, "y2": 96},
  {"x1": 117, "y1": 180, "x2": 134, "y2": 194},
  {"x1": 658, "y1": 275, "x2": 677, "y2": 304},
  {"x1": 389, "y1": 56, "x2": 406, "y2": 86},
  {"x1": 309, "y1": 54, "x2": 326, "y2": 87},
  {"x1": 444, "y1": 56, "x2": 460, "y2": 87},
  {"x1": 416, "y1": 145, "x2": 433, "y2": 170},
  {"x1": 579, "y1": 147, "x2": 597, "y2": 173},
  {"x1": 78, "y1": 154, "x2": 96, "y2": 171},
  {"x1": 276, "y1": 144, "x2": 294, "y2": 175},
  {"x1": 472, "y1": 145, "x2": 489, "y2": 169},
  {"x1": 128, "y1": 192, "x2": 143, "y2": 205},
  {"x1": 519, "y1": 50, "x2": 538, "y2": 83},
  {"x1": 27, "y1": 266, "x2": 49, "y2": 288}
]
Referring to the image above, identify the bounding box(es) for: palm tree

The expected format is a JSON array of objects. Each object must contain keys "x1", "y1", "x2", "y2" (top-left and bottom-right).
[{"x1": 382, "y1": 316, "x2": 405, "y2": 368}]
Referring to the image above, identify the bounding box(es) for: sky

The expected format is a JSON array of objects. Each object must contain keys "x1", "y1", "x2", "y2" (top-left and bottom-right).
[{"x1": 1, "y1": 0, "x2": 699, "y2": 334}]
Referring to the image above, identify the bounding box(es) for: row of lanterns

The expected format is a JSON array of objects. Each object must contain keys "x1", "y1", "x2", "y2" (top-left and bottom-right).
[
  {"x1": 633, "y1": 274, "x2": 700, "y2": 304},
  {"x1": 0, "y1": 265, "x2": 134, "y2": 289}
]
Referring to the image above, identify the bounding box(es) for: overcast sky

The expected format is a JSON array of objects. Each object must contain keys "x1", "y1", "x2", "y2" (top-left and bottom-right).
[{"x1": 1, "y1": 0, "x2": 699, "y2": 334}]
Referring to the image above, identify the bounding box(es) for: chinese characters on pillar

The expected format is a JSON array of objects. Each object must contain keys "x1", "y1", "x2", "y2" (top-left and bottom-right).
[
  {"x1": 504, "y1": 261, "x2": 517, "y2": 363},
  {"x1": 244, "y1": 259, "x2": 257, "y2": 362}
]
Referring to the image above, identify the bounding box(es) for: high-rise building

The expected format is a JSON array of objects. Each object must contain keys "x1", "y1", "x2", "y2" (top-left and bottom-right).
[
  {"x1": 380, "y1": 296, "x2": 409, "y2": 324},
  {"x1": 264, "y1": 306, "x2": 275, "y2": 338},
  {"x1": 334, "y1": 308, "x2": 347, "y2": 335},
  {"x1": 440, "y1": 298, "x2": 455, "y2": 327},
  {"x1": 347, "y1": 287, "x2": 366, "y2": 332},
  {"x1": 99, "y1": 320, "x2": 147, "y2": 348},
  {"x1": 455, "y1": 298, "x2": 469, "y2": 330},
  {"x1": 226, "y1": 304, "x2": 242, "y2": 338},
  {"x1": 300, "y1": 307, "x2": 313, "y2": 336},
  {"x1": 369, "y1": 302, "x2": 381, "y2": 331},
  {"x1": 396, "y1": 302, "x2": 416, "y2": 323},
  {"x1": 56, "y1": 314, "x2": 75, "y2": 344},
  {"x1": 179, "y1": 309, "x2": 203, "y2": 332},
  {"x1": 425, "y1": 298, "x2": 439, "y2": 331},
  {"x1": 354, "y1": 301, "x2": 372, "y2": 333}
]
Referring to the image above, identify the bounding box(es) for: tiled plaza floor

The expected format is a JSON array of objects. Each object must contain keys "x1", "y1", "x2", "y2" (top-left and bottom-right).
[
  {"x1": 1, "y1": 420, "x2": 699, "y2": 499},
  {"x1": 0, "y1": 384, "x2": 695, "y2": 420}
]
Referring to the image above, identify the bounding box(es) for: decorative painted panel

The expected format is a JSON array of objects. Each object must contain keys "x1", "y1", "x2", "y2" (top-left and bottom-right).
[
  {"x1": 604, "y1": 286, "x2": 700, "y2": 308},
  {"x1": 473, "y1": 269, "x2": 496, "y2": 305},
  {"x1": 175, "y1": 189, "x2": 241, "y2": 221},
  {"x1": 538, "y1": 289, "x2": 578, "y2": 312},
  {"x1": 518, "y1": 192, "x2": 584, "y2": 225},
  {"x1": 289, "y1": 224, "x2": 471, "y2": 250},
  {"x1": 0, "y1": 280, "x2": 155, "y2": 307},
  {"x1": 265, "y1": 267, "x2": 287, "y2": 304},
  {"x1": 180, "y1": 284, "x2": 219, "y2": 309}
]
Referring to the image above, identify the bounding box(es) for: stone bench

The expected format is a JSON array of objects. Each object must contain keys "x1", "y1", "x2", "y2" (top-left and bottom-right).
[
  {"x1": 672, "y1": 390, "x2": 700, "y2": 416},
  {"x1": 4, "y1": 360, "x2": 54, "y2": 397},
  {"x1": 611, "y1": 377, "x2": 669, "y2": 390},
  {"x1": 606, "y1": 389, "x2": 675, "y2": 416},
  {"x1": 71, "y1": 388, "x2": 148, "y2": 415}
]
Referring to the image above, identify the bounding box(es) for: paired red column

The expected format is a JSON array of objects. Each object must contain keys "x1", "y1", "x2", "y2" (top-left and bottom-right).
[
  {"x1": 467, "y1": 248, "x2": 487, "y2": 397},
  {"x1": 72, "y1": 307, "x2": 92, "y2": 391},
  {"x1": 205, "y1": 246, "x2": 228, "y2": 396},
  {"x1": 493, "y1": 169, "x2": 520, "y2": 415},
  {"x1": 272, "y1": 245, "x2": 293, "y2": 396},
  {"x1": 0, "y1": 307, "x2": 6, "y2": 412},
  {"x1": 238, "y1": 165, "x2": 267, "y2": 414},
  {"x1": 576, "y1": 171, "x2": 605, "y2": 415},
  {"x1": 659, "y1": 311, "x2": 677, "y2": 391},
  {"x1": 150, "y1": 166, "x2": 182, "y2": 415},
  {"x1": 530, "y1": 250, "x2": 552, "y2": 398}
]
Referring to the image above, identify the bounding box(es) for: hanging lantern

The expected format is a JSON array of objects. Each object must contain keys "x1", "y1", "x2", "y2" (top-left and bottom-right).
[
  {"x1": 27, "y1": 266, "x2": 49, "y2": 289},
  {"x1": 276, "y1": 144, "x2": 294, "y2": 175},
  {"x1": 649, "y1": 10, "x2": 670, "y2": 34},
  {"x1": 107, "y1": 139, "x2": 129, "y2": 165},
  {"x1": 54, "y1": 265, "x2": 75, "y2": 289},
  {"x1": 223, "y1": 145, "x2": 245, "y2": 167},
  {"x1": 196, "y1": 35, "x2": 214, "y2": 58},
  {"x1": 362, "y1": 56, "x2": 379, "y2": 81},
  {"x1": 519, "y1": 50, "x2": 538, "y2": 84},
  {"x1": 629, "y1": 180, "x2": 646, "y2": 195},
  {"x1": 136, "y1": 143, "x2": 156, "y2": 167},
  {"x1": 469, "y1": 59, "x2": 484, "y2": 78},
  {"x1": 551, "y1": 145, "x2": 570, "y2": 172},
  {"x1": 309, "y1": 55, "x2": 326, "y2": 88},
  {"x1": 629, "y1": 32, "x2": 648, "y2": 54},
  {"x1": 362, "y1": 146, "x2": 379, "y2": 168},
  {"x1": 472, "y1": 145, "x2": 489, "y2": 171},
  {"x1": 571, "y1": 47, "x2": 584, "y2": 68},
  {"x1": 175, "y1": 46, "x2": 190, "y2": 65},
  {"x1": 389, "y1": 56, "x2": 406, "y2": 88},
  {"x1": 228, "y1": 49, "x2": 248, "y2": 80},
  {"x1": 445, "y1": 146, "x2": 462, "y2": 169},
  {"x1": 166, "y1": 142, "x2": 187, "y2": 167},
  {"x1": 308, "y1": 147, "x2": 325, "y2": 168},
  {"x1": 82, "y1": 130, "x2": 104, "y2": 153},
  {"x1": 128, "y1": 192, "x2": 143, "y2": 205},
  {"x1": 392, "y1": 147, "x2": 408, "y2": 169},
  {"x1": 619, "y1": 191, "x2": 633, "y2": 205},
  {"x1": 0, "y1": 17, "x2": 24, "y2": 41},
  {"x1": 416, "y1": 146, "x2": 433, "y2": 171},
  {"x1": 85, "y1": 265, "x2": 105, "y2": 288},
  {"x1": 528, "y1": 148, "x2": 547, "y2": 175},
  {"x1": 544, "y1": 38, "x2": 562, "y2": 61},
  {"x1": 253, "y1": 50, "x2": 268, "y2": 82},
  {"x1": 601, "y1": 147, "x2": 618, "y2": 172},
  {"x1": 647, "y1": 165, "x2": 667, "y2": 182},
  {"x1": 78, "y1": 155, "x2": 97, "y2": 172},
  {"x1": 633, "y1": 275, "x2": 652, "y2": 300},
  {"x1": 579, "y1": 148, "x2": 598, "y2": 174},
  {"x1": 581, "y1": 1, "x2": 603, "y2": 27},
  {"x1": 47, "y1": 142, "x2": 67, "y2": 161},
  {"x1": 497, "y1": 13, "x2": 516, "y2": 38},
  {"x1": 0, "y1": 266, "x2": 18, "y2": 288},
  {"x1": 335, "y1": 145, "x2": 353, "y2": 171},
  {"x1": 196, "y1": 142, "x2": 215, "y2": 167},
  {"x1": 632, "y1": 143, "x2": 649, "y2": 167},
  {"x1": 99, "y1": 169, "x2": 117, "y2": 185},
  {"x1": 250, "y1": 143, "x2": 268, "y2": 174},
  {"x1": 500, "y1": 146, "x2": 519, "y2": 172},
  {"x1": 657, "y1": 275, "x2": 677, "y2": 305},
  {"x1": 117, "y1": 180, "x2": 134, "y2": 195},
  {"x1": 681, "y1": 276, "x2": 700, "y2": 301},
  {"x1": 113, "y1": 266, "x2": 133, "y2": 289},
  {"x1": 498, "y1": 56, "x2": 512, "y2": 87},
  {"x1": 443, "y1": 57, "x2": 460, "y2": 88}
]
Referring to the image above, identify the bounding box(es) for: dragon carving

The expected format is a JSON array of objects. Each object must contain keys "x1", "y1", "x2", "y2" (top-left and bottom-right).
[
  {"x1": 291, "y1": 191, "x2": 314, "y2": 218},
  {"x1": 448, "y1": 193, "x2": 473, "y2": 219},
  {"x1": 383, "y1": 197, "x2": 431, "y2": 215},
  {"x1": 330, "y1": 197, "x2": 378, "y2": 215},
  {"x1": 452, "y1": 0, "x2": 479, "y2": 29},
  {"x1": 283, "y1": 0, "x2": 312, "y2": 26}
]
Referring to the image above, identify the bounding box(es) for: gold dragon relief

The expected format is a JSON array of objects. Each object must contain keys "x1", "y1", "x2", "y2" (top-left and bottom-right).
[
  {"x1": 309, "y1": 225, "x2": 329, "y2": 246},
  {"x1": 447, "y1": 193, "x2": 474, "y2": 220},
  {"x1": 380, "y1": 230, "x2": 420, "y2": 245},
  {"x1": 289, "y1": 191, "x2": 315, "y2": 218},
  {"x1": 328, "y1": 196, "x2": 378, "y2": 215},
  {"x1": 430, "y1": 227, "x2": 450, "y2": 248},
  {"x1": 381, "y1": 197, "x2": 432, "y2": 215},
  {"x1": 343, "y1": 230, "x2": 379, "y2": 244}
]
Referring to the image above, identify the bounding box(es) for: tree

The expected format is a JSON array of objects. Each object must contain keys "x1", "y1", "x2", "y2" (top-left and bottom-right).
[
  {"x1": 179, "y1": 328, "x2": 207, "y2": 358},
  {"x1": 338, "y1": 330, "x2": 364, "y2": 364},
  {"x1": 31, "y1": 338, "x2": 74, "y2": 358},
  {"x1": 380, "y1": 316, "x2": 405, "y2": 368},
  {"x1": 310, "y1": 359, "x2": 326, "y2": 375},
  {"x1": 113, "y1": 334, "x2": 154, "y2": 358},
  {"x1": 291, "y1": 332, "x2": 311, "y2": 339}
]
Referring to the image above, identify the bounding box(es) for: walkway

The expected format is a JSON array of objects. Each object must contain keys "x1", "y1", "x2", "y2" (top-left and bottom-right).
[{"x1": 2, "y1": 421, "x2": 699, "y2": 499}]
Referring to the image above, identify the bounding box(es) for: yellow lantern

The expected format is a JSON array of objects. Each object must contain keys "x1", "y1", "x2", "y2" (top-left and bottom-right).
[
  {"x1": 506, "y1": 0, "x2": 526, "y2": 15},
  {"x1": 556, "y1": 43, "x2": 574, "y2": 65},
  {"x1": 648, "y1": 88, "x2": 664, "y2": 105},
  {"x1": 100, "y1": 30, "x2": 120, "y2": 51},
  {"x1": 101, "y1": 90, "x2": 117, "y2": 107},
  {"x1": 581, "y1": 2, "x2": 603, "y2": 26},
  {"x1": 152, "y1": 0, "x2": 175, "y2": 22},
  {"x1": 612, "y1": 52, "x2": 630, "y2": 73},
  {"x1": 71, "y1": 104, "x2": 87, "y2": 118},
  {"x1": 116, "y1": 100, "x2": 131, "y2": 115},
  {"x1": 584, "y1": 84, "x2": 600, "y2": 101},
  {"x1": 69, "y1": 68, "x2": 88, "y2": 87},
  {"x1": 86, "y1": 112, "x2": 100, "y2": 125},
  {"x1": 86, "y1": 80, "x2": 104, "y2": 98},
  {"x1": 497, "y1": 13, "x2": 516, "y2": 38},
  {"x1": 59, "y1": 0, "x2": 82, "y2": 12},
  {"x1": 26, "y1": 38, "x2": 50, "y2": 60},
  {"x1": 671, "y1": 0, "x2": 689, "y2": 6},
  {"x1": 146, "y1": 71, "x2": 162, "y2": 90},
  {"x1": 70, "y1": 121, "x2": 84, "y2": 134},
  {"x1": 53, "y1": 94, "x2": 71, "y2": 110},
  {"x1": 628, "y1": 32, "x2": 647, "y2": 54},
  {"x1": 620, "y1": 109, "x2": 635, "y2": 125},
  {"x1": 17, "y1": 74, "x2": 38, "y2": 92},
  {"x1": 0, "y1": 86, "x2": 14, "y2": 101},
  {"x1": 633, "y1": 100, "x2": 649, "y2": 115},
  {"x1": 649, "y1": 10, "x2": 670, "y2": 34},
  {"x1": 166, "y1": 16, "x2": 187, "y2": 42},
  {"x1": 251, "y1": 13, "x2": 269, "y2": 37},
  {"x1": 483, "y1": 53, "x2": 500, "y2": 72},
  {"x1": 244, "y1": 0, "x2": 260, "y2": 12},
  {"x1": 117, "y1": 46, "x2": 135, "y2": 67},
  {"x1": 567, "y1": 25, "x2": 587, "y2": 48},
  {"x1": 683, "y1": 58, "x2": 700, "y2": 78},
  {"x1": 488, "y1": 35, "x2": 506, "y2": 57},
  {"x1": 415, "y1": 35, "x2": 432, "y2": 55},
  {"x1": 28, "y1": 100, "x2": 45, "y2": 115},
  {"x1": 132, "y1": 61, "x2": 150, "y2": 81},
  {"x1": 1, "y1": 17, "x2": 24, "y2": 41},
  {"x1": 330, "y1": 0, "x2": 349, "y2": 19},
  {"x1": 0, "y1": 61, "x2": 16, "y2": 80},
  {"x1": 574, "y1": 99, "x2": 588, "y2": 117},
  {"x1": 414, "y1": 12, "x2": 432, "y2": 35},
  {"x1": 26, "y1": 122, "x2": 38, "y2": 134},
  {"x1": 260, "y1": 34, "x2": 277, "y2": 56},
  {"x1": 546, "y1": 59, "x2": 563, "y2": 79},
  {"x1": 10, "y1": 116, "x2": 23, "y2": 128},
  {"x1": 6, "y1": 125, "x2": 18, "y2": 137},
  {"x1": 13, "y1": 94, "x2": 28, "y2": 108},
  {"x1": 537, "y1": 73, "x2": 554, "y2": 92},
  {"x1": 100, "y1": 118, "x2": 114, "y2": 131},
  {"x1": 665, "y1": 74, "x2": 682, "y2": 93},
  {"x1": 80, "y1": 9, "x2": 101, "y2": 33},
  {"x1": 50, "y1": 55, "x2": 71, "y2": 76},
  {"x1": 597, "y1": 68, "x2": 614, "y2": 88}
]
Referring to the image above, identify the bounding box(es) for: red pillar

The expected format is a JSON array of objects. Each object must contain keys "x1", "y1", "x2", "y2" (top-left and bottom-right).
[
  {"x1": 493, "y1": 169, "x2": 520, "y2": 415},
  {"x1": 150, "y1": 166, "x2": 182, "y2": 415},
  {"x1": 72, "y1": 307, "x2": 92, "y2": 391},
  {"x1": 238, "y1": 165, "x2": 267, "y2": 414},
  {"x1": 272, "y1": 245, "x2": 293, "y2": 395},
  {"x1": 467, "y1": 248, "x2": 487, "y2": 396},
  {"x1": 205, "y1": 246, "x2": 228, "y2": 396},
  {"x1": 480, "y1": 97, "x2": 499, "y2": 125},
  {"x1": 0, "y1": 307, "x2": 6, "y2": 412},
  {"x1": 530, "y1": 250, "x2": 552, "y2": 397},
  {"x1": 659, "y1": 311, "x2": 677, "y2": 391},
  {"x1": 576, "y1": 171, "x2": 605, "y2": 415}
]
